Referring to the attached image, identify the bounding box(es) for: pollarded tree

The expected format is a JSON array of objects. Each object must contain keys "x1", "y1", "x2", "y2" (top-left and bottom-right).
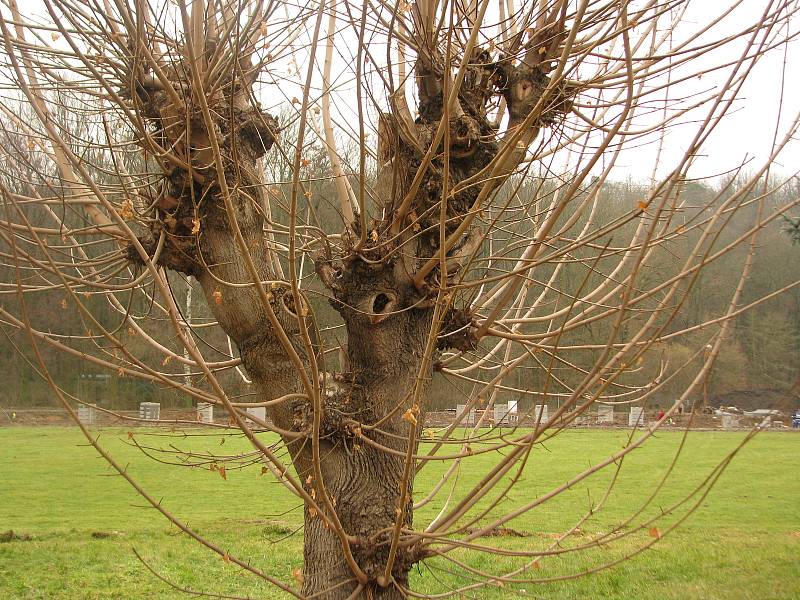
[{"x1": 1, "y1": 0, "x2": 799, "y2": 598}]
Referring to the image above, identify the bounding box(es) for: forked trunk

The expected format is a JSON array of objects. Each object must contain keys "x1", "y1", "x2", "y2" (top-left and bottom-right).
[{"x1": 123, "y1": 11, "x2": 567, "y2": 595}]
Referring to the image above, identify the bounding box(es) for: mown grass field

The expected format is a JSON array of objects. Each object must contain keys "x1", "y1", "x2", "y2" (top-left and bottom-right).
[{"x1": 0, "y1": 425, "x2": 797, "y2": 599}]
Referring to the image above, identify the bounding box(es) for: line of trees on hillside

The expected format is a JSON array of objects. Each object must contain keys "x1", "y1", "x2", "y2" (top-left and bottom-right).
[{"x1": 2, "y1": 105, "x2": 798, "y2": 412}]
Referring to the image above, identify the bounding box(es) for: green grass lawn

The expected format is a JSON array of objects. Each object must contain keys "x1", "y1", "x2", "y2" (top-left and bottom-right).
[{"x1": 0, "y1": 426, "x2": 798, "y2": 599}]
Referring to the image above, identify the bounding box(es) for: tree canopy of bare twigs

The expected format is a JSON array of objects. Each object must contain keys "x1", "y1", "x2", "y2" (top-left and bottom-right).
[{"x1": 1, "y1": 0, "x2": 799, "y2": 598}]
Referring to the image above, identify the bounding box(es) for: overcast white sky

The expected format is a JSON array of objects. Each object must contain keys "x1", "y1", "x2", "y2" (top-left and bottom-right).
[
  {"x1": 256, "y1": 1, "x2": 800, "y2": 185},
  {"x1": 612, "y1": 3, "x2": 800, "y2": 183},
  {"x1": 12, "y1": 1, "x2": 800, "y2": 185}
]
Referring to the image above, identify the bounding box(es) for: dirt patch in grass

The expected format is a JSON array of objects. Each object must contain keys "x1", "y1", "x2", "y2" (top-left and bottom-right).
[
  {"x1": 464, "y1": 526, "x2": 532, "y2": 538},
  {"x1": 90, "y1": 530, "x2": 125, "y2": 539},
  {"x1": 0, "y1": 530, "x2": 33, "y2": 543}
]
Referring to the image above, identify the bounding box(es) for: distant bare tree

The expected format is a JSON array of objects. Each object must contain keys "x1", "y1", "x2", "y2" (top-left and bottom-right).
[{"x1": 1, "y1": 0, "x2": 799, "y2": 598}]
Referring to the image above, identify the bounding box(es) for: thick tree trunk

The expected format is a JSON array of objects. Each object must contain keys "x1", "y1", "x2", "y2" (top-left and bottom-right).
[
  {"x1": 299, "y1": 305, "x2": 434, "y2": 598},
  {"x1": 301, "y1": 446, "x2": 415, "y2": 599}
]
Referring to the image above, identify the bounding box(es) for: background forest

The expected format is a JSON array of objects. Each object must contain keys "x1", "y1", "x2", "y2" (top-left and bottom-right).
[{"x1": 2, "y1": 107, "x2": 799, "y2": 415}]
